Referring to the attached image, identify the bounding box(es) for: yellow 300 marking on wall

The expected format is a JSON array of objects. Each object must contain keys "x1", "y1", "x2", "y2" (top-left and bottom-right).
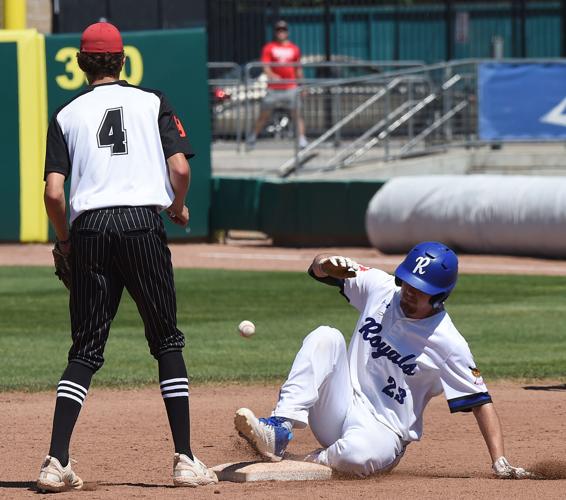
[
  {"x1": 55, "y1": 47, "x2": 83, "y2": 89},
  {"x1": 54, "y1": 45, "x2": 144, "y2": 89},
  {"x1": 122, "y1": 46, "x2": 143, "y2": 84}
]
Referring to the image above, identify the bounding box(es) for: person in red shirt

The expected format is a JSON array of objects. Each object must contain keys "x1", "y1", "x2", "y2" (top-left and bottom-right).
[{"x1": 247, "y1": 20, "x2": 308, "y2": 150}]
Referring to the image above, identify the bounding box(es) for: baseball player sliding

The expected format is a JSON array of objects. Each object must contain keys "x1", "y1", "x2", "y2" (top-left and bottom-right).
[{"x1": 235, "y1": 242, "x2": 531, "y2": 479}]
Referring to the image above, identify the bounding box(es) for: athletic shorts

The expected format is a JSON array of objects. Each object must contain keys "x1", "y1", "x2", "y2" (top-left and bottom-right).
[{"x1": 261, "y1": 88, "x2": 300, "y2": 110}]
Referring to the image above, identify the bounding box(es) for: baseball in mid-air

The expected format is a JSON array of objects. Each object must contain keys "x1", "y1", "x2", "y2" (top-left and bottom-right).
[{"x1": 238, "y1": 320, "x2": 255, "y2": 338}]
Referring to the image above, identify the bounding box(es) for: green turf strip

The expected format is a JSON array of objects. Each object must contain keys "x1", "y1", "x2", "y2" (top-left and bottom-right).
[{"x1": 0, "y1": 267, "x2": 565, "y2": 391}]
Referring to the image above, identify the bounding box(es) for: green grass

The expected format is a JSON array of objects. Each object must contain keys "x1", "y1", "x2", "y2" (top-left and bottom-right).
[{"x1": 0, "y1": 267, "x2": 565, "y2": 391}]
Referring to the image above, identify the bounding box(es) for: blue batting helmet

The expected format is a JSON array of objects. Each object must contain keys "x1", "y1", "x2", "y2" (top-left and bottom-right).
[{"x1": 394, "y1": 241, "x2": 458, "y2": 306}]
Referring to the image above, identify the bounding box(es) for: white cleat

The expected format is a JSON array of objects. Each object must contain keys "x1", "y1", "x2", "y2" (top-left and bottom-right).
[
  {"x1": 37, "y1": 455, "x2": 83, "y2": 493},
  {"x1": 173, "y1": 453, "x2": 218, "y2": 487}
]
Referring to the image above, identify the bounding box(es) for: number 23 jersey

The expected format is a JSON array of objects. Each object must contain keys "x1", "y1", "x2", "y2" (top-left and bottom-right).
[
  {"x1": 44, "y1": 80, "x2": 193, "y2": 223},
  {"x1": 343, "y1": 267, "x2": 491, "y2": 443}
]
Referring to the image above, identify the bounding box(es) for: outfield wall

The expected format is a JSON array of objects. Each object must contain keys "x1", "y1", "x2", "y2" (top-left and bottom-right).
[
  {"x1": 210, "y1": 176, "x2": 384, "y2": 246},
  {"x1": 0, "y1": 28, "x2": 210, "y2": 242}
]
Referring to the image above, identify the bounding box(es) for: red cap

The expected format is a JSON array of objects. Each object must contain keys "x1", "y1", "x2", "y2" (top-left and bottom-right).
[{"x1": 80, "y1": 22, "x2": 123, "y2": 53}]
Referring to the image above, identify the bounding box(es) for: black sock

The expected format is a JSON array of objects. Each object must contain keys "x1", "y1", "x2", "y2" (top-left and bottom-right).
[
  {"x1": 158, "y1": 351, "x2": 192, "y2": 460},
  {"x1": 48, "y1": 362, "x2": 94, "y2": 467}
]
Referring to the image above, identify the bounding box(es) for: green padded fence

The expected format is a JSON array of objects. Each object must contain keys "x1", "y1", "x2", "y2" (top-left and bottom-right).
[
  {"x1": 211, "y1": 177, "x2": 385, "y2": 246},
  {"x1": 0, "y1": 42, "x2": 20, "y2": 241}
]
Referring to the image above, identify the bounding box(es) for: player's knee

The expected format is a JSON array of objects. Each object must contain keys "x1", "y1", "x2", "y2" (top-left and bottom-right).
[
  {"x1": 303, "y1": 326, "x2": 345, "y2": 353},
  {"x1": 148, "y1": 330, "x2": 185, "y2": 360},
  {"x1": 330, "y1": 438, "x2": 390, "y2": 477},
  {"x1": 68, "y1": 355, "x2": 102, "y2": 373}
]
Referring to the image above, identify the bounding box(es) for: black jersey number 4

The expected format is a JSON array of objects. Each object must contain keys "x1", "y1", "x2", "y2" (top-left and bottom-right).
[{"x1": 97, "y1": 107, "x2": 128, "y2": 155}]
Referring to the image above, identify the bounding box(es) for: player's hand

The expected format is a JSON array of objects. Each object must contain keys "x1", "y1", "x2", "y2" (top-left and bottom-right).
[
  {"x1": 492, "y1": 456, "x2": 532, "y2": 479},
  {"x1": 167, "y1": 205, "x2": 189, "y2": 227},
  {"x1": 319, "y1": 256, "x2": 359, "y2": 279}
]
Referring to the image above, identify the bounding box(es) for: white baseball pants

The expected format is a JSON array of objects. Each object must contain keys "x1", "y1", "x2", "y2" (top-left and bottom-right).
[{"x1": 272, "y1": 326, "x2": 406, "y2": 477}]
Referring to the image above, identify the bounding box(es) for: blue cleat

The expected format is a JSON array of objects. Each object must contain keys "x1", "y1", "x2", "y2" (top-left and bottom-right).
[{"x1": 234, "y1": 408, "x2": 293, "y2": 461}]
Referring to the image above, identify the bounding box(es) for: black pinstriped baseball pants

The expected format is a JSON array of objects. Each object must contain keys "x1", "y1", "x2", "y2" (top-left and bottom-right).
[{"x1": 68, "y1": 206, "x2": 185, "y2": 371}]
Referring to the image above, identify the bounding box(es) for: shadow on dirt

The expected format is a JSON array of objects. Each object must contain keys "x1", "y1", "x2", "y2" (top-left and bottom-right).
[{"x1": 523, "y1": 384, "x2": 566, "y2": 392}]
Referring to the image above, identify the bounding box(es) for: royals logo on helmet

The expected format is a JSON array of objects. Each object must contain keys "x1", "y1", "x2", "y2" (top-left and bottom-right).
[{"x1": 412, "y1": 256, "x2": 431, "y2": 275}]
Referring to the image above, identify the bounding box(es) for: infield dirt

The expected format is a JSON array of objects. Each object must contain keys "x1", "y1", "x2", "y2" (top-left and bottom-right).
[{"x1": 1, "y1": 382, "x2": 565, "y2": 499}]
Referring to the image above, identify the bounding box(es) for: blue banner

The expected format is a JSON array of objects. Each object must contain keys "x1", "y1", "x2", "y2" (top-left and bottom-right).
[{"x1": 478, "y1": 63, "x2": 566, "y2": 140}]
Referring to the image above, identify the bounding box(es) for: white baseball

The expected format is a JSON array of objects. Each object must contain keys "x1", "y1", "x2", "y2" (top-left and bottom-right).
[{"x1": 238, "y1": 320, "x2": 255, "y2": 338}]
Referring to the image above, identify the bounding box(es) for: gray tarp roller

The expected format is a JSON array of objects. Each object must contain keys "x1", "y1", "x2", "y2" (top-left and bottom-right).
[{"x1": 365, "y1": 175, "x2": 566, "y2": 257}]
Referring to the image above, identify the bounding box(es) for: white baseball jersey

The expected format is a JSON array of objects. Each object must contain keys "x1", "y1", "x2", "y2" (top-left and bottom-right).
[
  {"x1": 44, "y1": 80, "x2": 193, "y2": 223},
  {"x1": 340, "y1": 267, "x2": 490, "y2": 443}
]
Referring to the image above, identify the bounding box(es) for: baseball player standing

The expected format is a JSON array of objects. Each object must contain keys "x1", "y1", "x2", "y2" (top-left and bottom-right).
[
  {"x1": 37, "y1": 22, "x2": 217, "y2": 492},
  {"x1": 235, "y1": 242, "x2": 531, "y2": 479}
]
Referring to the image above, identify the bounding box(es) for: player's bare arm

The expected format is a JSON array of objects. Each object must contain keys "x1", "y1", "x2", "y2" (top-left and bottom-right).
[
  {"x1": 44, "y1": 172, "x2": 72, "y2": 290},
  {"x1": 44, "y1": 172, "x2": 70, "y2": 247},
  {"x1": 473, "y1": 403, "x2": 530, "y2": 478},
  {"x1": 310, "y1": 254, "x2": 359, "y2": 279},
  {"x1": 167, "y1": 152, "x2": 190, "y2": 226}
]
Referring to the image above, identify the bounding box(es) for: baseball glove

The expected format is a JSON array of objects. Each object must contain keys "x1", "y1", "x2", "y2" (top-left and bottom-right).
[
  {"x1": 320, "y1": 256, "x2": 359, "y2": 279},
  {"x1": 52, "y1": 242, "x2": 72, "y2": 291}
]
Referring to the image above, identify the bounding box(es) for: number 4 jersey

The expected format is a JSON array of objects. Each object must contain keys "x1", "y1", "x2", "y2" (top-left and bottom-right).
[
  {"x1": 44, "y1": 80, "x2": 193, "y2": 223},
  {"x1": 343, "y1": 267, "x2": 491, "y2": 443}
]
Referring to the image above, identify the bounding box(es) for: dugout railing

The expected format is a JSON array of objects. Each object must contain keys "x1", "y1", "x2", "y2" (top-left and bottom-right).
[
  {"x1": 275, "y1": 58, "x2": 566, "y2": 177},
  {"x1": 207, "y1": 60, "x2": 423, "y2": 150},
  {"x1": 209, "y1": 58, "x2": 566, "y2": 177}
]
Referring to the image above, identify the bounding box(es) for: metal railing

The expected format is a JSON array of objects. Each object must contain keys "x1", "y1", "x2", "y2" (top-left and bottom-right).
[
  {"x1": 208, "y1": 62, "x2": 244, "y2": 149},
  {"x1": 277, "y1": 76, "x2": 418, "y2": 175},
  {"x1": 207, "y1": 60, "x2": 424, "y2": 151},
  {"x1": 328, "y1": 74, "x2": 463, "y2": 170},
  {"x1": 275, "y1": 58, "x2": 566, "y2": 177},
  {"x1": 210, "y1": 58, "x2": 566, "y2": 177}
]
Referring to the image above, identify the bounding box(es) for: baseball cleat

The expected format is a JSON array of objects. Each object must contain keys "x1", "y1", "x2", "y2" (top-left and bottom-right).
[
  {"x1": 173, "y1": 453, "x2": 218, "y2": 487},
  {"x1": 234, "y1": 408, "x2": 293, "y2": 461},
  {"x1": 37, "y1": 455, "x2": 83, "y2": 493}
]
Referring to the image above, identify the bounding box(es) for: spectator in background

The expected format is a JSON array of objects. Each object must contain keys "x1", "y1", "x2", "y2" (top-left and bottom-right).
[{"x1": 246, "y1": 20, "x2": 308, "y2": 150}]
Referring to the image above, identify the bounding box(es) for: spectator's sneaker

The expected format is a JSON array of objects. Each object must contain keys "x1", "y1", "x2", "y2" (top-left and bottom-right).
[
  {"x1": 37, "y1": 455, "x2": 83, "y2": 493},
  {"x1": 234, "y1": 408, "x2": 293, "y2": 461},
  {"x1": 298, "y1": 136, "x2": 308, "y2": 149},
  {"x1": 173, "y1": 453, "x2": 218, "y2": 487}
]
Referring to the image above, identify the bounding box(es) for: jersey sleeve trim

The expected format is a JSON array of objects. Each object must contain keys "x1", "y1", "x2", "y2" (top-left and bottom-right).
[
  {"x1": 447, "y1": 392, "x2": 492, "y2": 413},
  {"x1": 44, "y1": 115, "x2": 71, "y2": 180},
  {"x1": 307, "y1": 265, "x2": 348, "y2": 301},
  {"x1": 158, "y1": 94, "x2": 195, "y2": 160}
]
